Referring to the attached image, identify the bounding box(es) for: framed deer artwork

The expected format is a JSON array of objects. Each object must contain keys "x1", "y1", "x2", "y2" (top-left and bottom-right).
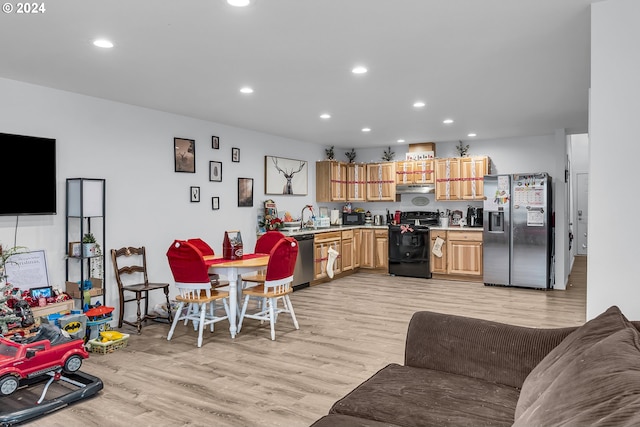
[{"x1": 264, "y1": 156, "x2": 308, "y2": 195}]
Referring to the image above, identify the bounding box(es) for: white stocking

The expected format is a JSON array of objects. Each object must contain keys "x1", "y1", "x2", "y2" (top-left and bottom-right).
[{"x1": 327, "y1": 247, "x2": 339, "y2": 278}]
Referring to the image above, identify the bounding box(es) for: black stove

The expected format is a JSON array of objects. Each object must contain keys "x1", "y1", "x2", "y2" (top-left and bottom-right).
[
  {"x1": 399, "y1": 211, "x2": 440, "y2": 227},
  {"x1": 388, "y1": 211, "x2": 438, "y2": 279}
]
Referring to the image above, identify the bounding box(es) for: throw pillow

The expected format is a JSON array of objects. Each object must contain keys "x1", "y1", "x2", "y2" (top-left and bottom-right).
[
  {"x1": 515, "y1": 305, "x2": 632, "y2": 418},
  {"x1": 513, "y1": 326, "x2": 640, "y2": 426}
]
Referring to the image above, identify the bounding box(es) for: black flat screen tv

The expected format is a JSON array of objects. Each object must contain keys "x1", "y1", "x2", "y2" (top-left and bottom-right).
[{"x1": 0, "y1": 132, "x2": 57, "y2": 216}]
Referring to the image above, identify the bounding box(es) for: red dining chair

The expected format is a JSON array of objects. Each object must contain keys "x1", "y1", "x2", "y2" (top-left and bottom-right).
[
  {"x1": 238, "y1": 236, "x2": 299, "y2": 340},
  {"x1": 241, "y1": 230, "x2": 285, "y2": 286},
  {"x1": 186, "y1": 238, "x2": 230, "y2": 288},
  {"x1": 166, "y1": 240, "x2": 230, "y2": 347}
]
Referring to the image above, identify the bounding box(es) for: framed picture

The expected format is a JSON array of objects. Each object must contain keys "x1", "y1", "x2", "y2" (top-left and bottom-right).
[
  {"x1": 190, "y1": 186, "x2": 200, "y2": 202},
  {"x1": 4, "y1": 249, "x2": 50, "y2": 291},
  {"x1": 209, "y1": 161, "x2": 222, "y2": 182},
  {"x1": 68, "y1": 241, "x2": 81, "y2": 257},
  {"x1": 212, "y1": 136, "x2": 219, "y2": 149},
  {"x1": 30, "y1": 286, "x2": 53, "y2": 299},
  {"x1": 232, "y1": 147, "x2": 240, "y2": 163},
  {"x1": 238, "y1": 177, "x2": 253, "y2": 207},
  {"x1": 265, "y1": 155, "x2": 308, "y2": 195},
  {"x1": 212, "y1": 197, "x2": 220, "y2": 210},
  {"x1": 174, "y1": 137, "x2": 196, "y2": 173}
]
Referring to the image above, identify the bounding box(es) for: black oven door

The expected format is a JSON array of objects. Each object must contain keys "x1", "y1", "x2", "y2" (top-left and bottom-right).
[{"x1": 388, "y1": 225, "x2": 431, "y2": 278}]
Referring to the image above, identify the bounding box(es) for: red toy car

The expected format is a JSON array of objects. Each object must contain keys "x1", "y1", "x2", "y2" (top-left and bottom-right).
[{"x1": 0, "y1": 325, "x2": 89, "y2": 396}]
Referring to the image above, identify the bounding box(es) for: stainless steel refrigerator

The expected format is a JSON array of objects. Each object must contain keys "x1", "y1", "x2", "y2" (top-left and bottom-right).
[{"x1": 483, "y1": 173, "x2": 552, "y2": 289}]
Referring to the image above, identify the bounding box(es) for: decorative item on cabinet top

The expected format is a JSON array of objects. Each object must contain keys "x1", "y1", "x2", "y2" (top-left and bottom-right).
[{"x1": 265, "y1": 156, "x2": 308, "y2": 195}]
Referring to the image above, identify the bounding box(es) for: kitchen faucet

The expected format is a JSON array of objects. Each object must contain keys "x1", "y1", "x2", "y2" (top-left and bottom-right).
[{"x1": 301, "y1": 204, "x2": 314, "y2": 229}]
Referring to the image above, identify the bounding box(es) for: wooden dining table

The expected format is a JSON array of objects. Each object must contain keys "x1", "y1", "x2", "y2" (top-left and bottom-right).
[{"x1": 203, "y1": 253, "x2": 269, "y2": 338}]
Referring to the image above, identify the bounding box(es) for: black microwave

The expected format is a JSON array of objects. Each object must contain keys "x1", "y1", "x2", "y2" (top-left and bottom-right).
[{"x1": 343, "y1": 212, "x2": 365, "y2": 225}]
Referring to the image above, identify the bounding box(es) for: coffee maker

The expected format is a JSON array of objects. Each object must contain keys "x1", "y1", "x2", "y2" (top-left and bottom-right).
[{"x1": 467, "y1": 206, "x2": 484, "y2": 227}]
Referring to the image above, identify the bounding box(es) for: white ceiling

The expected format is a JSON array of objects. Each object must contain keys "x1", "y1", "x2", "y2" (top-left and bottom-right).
[{"x1": 0, "y1": 0, "x2": 593, "y2": 149}]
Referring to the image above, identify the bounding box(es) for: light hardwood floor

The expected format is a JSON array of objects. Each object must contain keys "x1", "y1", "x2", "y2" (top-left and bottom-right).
[{"x1": 24, "y1": 257, "x2": 586, "y2": 427}]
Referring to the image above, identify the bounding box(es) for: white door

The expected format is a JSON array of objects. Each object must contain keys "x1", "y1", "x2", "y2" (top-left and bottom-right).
[{"x1": 576, "y1": 173, "x2": 588, "y2": 255}]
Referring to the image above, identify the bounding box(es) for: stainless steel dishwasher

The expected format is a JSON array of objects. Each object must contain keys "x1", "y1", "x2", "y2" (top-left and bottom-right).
[{"x1": 292, "y1": 233, "x2": 314, "y2": 290}]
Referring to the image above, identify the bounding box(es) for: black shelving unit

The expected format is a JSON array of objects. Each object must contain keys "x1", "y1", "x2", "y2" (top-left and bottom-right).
[{"x1": 65, "y1": 178, "x2": 106, "y2": 311}]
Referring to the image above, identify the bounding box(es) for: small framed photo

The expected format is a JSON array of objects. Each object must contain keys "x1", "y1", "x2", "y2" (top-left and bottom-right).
[
  {"x1": 190, "y1": 186, "x2": 200, "y2": 202},
  {"x1": 30, "y1": 286, "x2": 53, "y2": 299},
  {"x1": 238, "y1": 177, "x2": 253, "y2": 207},
  {"x1": 212, "y1": 197, "x2": 220, "y2": 210},
  {"x1": 232, "y1": 147, "x2": 240, "y2": 163},
  {"x1": 68, "y1": 241, "x2": 82, "y2": 257},
  {"x1": 212, "y1": 136, "x2": 219, "y2": 149},
  {"x1": 209, "y1": 161, "x2": 222, "y2": 182},
  {"x1": 174, "y1": 137, "x2": 196, "y2": 173}
]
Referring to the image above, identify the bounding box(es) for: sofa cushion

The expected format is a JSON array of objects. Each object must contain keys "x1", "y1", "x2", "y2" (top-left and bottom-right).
[
  {"x1": 515, "y1": 305, "x2": 631, "y2": 418},
  {"x1": 329, "y1": 363, "x2": 519, "y2": 427},
  {"x1": 513, "y1": 326, "x2": 640, "y2": 426}
]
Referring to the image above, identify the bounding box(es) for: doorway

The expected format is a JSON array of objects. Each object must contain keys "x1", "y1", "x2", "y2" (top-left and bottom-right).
[{"x1": 576, "y1": 172, "x2": 588, "y2": 255}]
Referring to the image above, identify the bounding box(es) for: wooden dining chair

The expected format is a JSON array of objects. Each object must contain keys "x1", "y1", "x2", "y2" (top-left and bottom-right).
[
  {"x1": 110, "y1": 246, "x2": 173, "y2": 334},
  {"x1": 166, "y1": 240, "x2": 230, "y2": 347},
  {"x1": 238, "y1": 237, "x2": 299, "y2": 340}
]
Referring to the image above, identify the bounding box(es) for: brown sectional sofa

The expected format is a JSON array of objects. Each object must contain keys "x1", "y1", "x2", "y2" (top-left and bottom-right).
[{"x1": 311, "y1": 306, "x2": 640, "y2": 427}]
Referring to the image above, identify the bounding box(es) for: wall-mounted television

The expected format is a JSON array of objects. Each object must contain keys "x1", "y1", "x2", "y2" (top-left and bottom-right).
[{"x1": 0, "y1": 132, "x2": 56, "y2": 216}]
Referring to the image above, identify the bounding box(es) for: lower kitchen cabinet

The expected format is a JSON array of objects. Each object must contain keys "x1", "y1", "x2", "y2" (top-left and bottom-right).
[
  {"x1": 430, "y1": 229, "x2": 483, "y2": 279},
  {"x1": 341, "y1": 230, "x2": 354, "y2": 271},
  {"x1": 430, "y1": 230, "x2": 448, "y2": 274},
  {"x1": 360, "y1": 228, "x2": 388, "y2": 270},
  {"x1": 446, "y1": 231, "x2": 483, "y2": 277},
  {"x1": 313, "y1": 230, "x2": 341, "y2": 280}
]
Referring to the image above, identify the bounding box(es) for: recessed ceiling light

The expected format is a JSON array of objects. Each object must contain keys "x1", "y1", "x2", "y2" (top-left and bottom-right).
[
  {"x1": 397, "y1": 139, "x2": 405, "y2": 143},
  {"x1": 240, "y1": 87, "x2": 254, "y2": 94},
  {"x1": 361, "y1": 127, "x2": 371, "y2": 132},
  {"x1": 227, "y1": 0, "x2": 250, "y2": 6},
  {"x1": 468, "y1": 133, "x2": 477, "y2": 137},
  {"x1": 352, "y1": 66, "x2": 368, "y2": 74},
  {"x1": 413, "y1": 101, "x2": 426, "y2": 108},
  {"x1": 443, "y1": 119, "x2": 454, "y2": 124},
  {"x1": 93, "y1": 39, "x2": 114, "y2": 48},
  {"x1": 320, "y1": 113, "x2": 331, "y2": 119}
]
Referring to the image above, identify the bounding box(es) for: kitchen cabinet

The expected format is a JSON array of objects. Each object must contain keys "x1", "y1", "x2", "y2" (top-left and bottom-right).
[
  {"x1": 396, "y1": 159, "x2": 435, "y2": 185},
  {"x1": 346, "y1": 163, "x2": 367, "y2": 201},
  {"x1": 435, "y1": 156, "x2": 489, "y2": 201},
  {"x1": 447, "y1": 231, "x2": 483, "y2": 277},
  {"x1": 429, "y1": 229, "x2": 448, "y2": 274},
  {"x1": 460, "y1": 156, "x2": 489, "y2": 200},
  {"x1": 366, "y1": 162, "x2": 396, "y2": 201},
  {"x1": 435, "y1": 158, "x2": 461, "y2": 201},
  {"x1": 316, "y1": 161, "x2": 347, "y2": 202},
  {"x1": 341, "y1": 230, "x2": 354, "y2": 271},
  {"x1": 313, "y1": 230, "x2": 341, "y2": 280},
  {"x1": 353, "y1": 228, "x2": 361, "y2": 269},
  {"x1": 360, "y1": 228, "x2": 388, "y2": 270},
  {"x1": 374, "y1": 229, "x2": 388, "y2": 270}
]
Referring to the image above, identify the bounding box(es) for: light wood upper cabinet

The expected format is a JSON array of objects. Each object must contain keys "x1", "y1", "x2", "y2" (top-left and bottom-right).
[
  {"x1": 435, "y1": 156, "x2": 489, "y2": 201},
  {"x1": 366, "y1": 162, "x2": 396, "y2": 201},
  {"x1": 460, "y1": 156, "x2": 489, "y2": 200},
  {"x1": 395, "y1": 159, "x2": 434, "y2": 185},
  {"x1": 346, "y1": 163, "x2": 367, "y2": 202},
  {"x1": 316, "y1": 161, "x2": 347, "y2": 202},
  {"x1": 435, "y1": 158, "x2": 461, "y2": 201}
]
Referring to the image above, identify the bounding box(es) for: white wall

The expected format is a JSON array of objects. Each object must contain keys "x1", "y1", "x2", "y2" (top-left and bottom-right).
[
  {"x1": 589, "y1": 0, "x2": 640, "y2": 319},
  {"x1": 0, "y1": 76, "x2": 575, "y2": 324},
  {"x1": 0, "y1": 77, "x2": 322, "y2": 323}
]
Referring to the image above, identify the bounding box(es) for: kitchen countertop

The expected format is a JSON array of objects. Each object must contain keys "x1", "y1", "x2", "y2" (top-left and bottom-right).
[{"x1": 276, "y1": 224, "x2": 483, "y2": 237}]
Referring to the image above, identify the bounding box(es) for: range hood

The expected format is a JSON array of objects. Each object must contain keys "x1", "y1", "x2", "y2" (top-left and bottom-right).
[{"x1": 395, "y1": 184, "x2": 435, "y2": 194}]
